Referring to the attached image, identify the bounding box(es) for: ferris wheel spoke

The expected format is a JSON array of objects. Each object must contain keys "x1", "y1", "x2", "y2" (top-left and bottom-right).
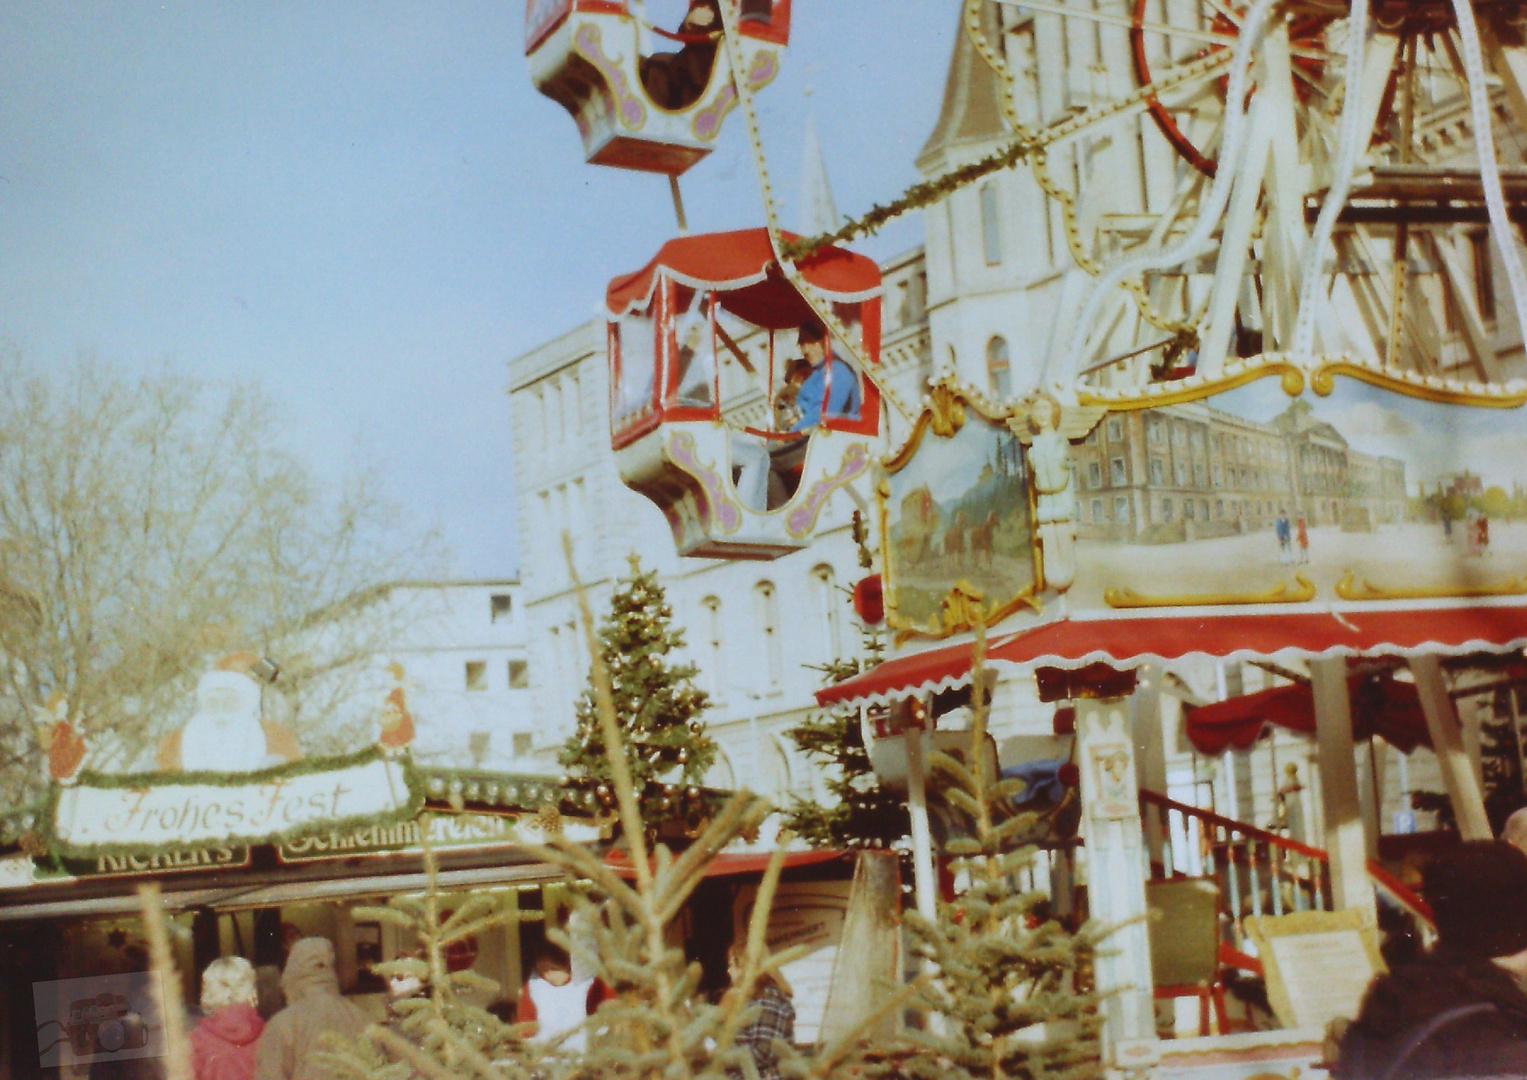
[
  {"x1": 995, "y1": 0, "x2": 1334, "y2": 61},
  {"x1": 1199, "y1": 0, "x2": 1244, "y2": 31}
]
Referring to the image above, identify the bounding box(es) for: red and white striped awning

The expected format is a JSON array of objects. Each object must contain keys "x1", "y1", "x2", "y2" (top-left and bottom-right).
[{"x1": 816, "y1": 601, "x2": 1527, "y2": 709}]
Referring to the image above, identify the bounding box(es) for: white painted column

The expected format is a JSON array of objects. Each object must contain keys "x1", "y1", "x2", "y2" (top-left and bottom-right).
[
  {"x1": 1076, "y1": 696, "x2": 1157, "y2": 1074},
  {"x1": 1309, "y1": 657, "x2": 1377, "y2": 922},
  {"x1": 1410, "y1": 655, "x2": 1493, "y2": 840}
]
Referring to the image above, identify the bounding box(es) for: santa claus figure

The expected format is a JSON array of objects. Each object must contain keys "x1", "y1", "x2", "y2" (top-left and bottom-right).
[{"x1": 155, "y1": 652, "x2": 302, "y2": 773}]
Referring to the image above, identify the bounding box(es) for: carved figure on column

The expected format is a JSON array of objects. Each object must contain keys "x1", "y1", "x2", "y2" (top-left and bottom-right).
[{"x1": 1010, "y1": 395, "x2": 1106, "y2": 595}]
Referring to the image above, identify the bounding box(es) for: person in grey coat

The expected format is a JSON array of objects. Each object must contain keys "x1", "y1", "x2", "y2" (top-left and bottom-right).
[{"x1": 252, "y1": 938, "x2": 370, "y2": 1080}]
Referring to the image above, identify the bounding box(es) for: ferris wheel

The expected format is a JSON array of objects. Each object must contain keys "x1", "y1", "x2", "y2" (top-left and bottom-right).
[{"x1": 975, "y1": 0, "x2": 1527, "y2": 404}]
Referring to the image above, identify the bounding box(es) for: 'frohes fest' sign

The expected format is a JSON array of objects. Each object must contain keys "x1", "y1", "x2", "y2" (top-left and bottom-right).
[{"x1": 48, "y1": 753, "x2": 417, "y2": 856}]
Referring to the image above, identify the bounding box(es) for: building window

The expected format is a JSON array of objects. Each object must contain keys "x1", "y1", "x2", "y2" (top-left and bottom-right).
[
  {"x1": 1091, "y1": 498, "x2": 1103, "y2": 522},
  {"x1": 465, "y1": 660, "x2": 487, "y2": 691},
  {"x1": 755, "y1": 582, "x2": 782, "y2": 689},
  {"x1": 1108, "y1": 418, "x2": 1123, "y2": 441},
  {"x1": 1150, "y1": 458, "x2": 1165, "y2": 484},
  {"x1": 1114, "y1": 496, "x2": 1130, "y2": 521},
  {"x1": 490, "y1": 593, "x2": 512, "y2": 622},
  {"x1": 1174, "y1": 463, "x2": 1187, "y2": 486},
  {"x1": 507, "y1": 659, "x2": 529, "y2": 689},
  {"x1": 512, "y1": 732, "x2": 534, "y2": 757},
  {"x1": 812, "y1": 565, "x2": 841, "y2": 662},
  {"x1": 1185, "y1": 499, "x2": 1195, "y2": 520},
  {"x1": 701, "y1": 595, "x2": 724, "y2": 698},
  {"x1": 1162, "y1": 499, "x2": 1174, "y2": 521},
  {"x1": 979, "y1": 180, "x2": 1002, "y2": 265},
  {"x1": 986, "y1": 336, "x2": 1011, "y2": 398},
  {"x1": 1110, "y1": 457, "x2": 1127, "y2": 485},
  {"x1": 765, "y1": 737, "x2": 793, "y2": 797},
  {"x1": 1089, "y1": 462, "x2": 1102, "y2": 486}
]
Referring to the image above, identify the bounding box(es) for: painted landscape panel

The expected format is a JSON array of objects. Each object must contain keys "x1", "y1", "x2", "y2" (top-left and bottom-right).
[
  {"x1": 882, "y1": 413, "x2": 1036, "y2": 632},
  {"x1": 1065, "y1": 377, "x2": 1527, "y2": 611}
]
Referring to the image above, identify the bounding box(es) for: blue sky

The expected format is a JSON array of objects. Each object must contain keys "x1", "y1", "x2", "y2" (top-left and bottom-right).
[{"x1": 0, "y1": 2, "x2": 956, "y2": 577}]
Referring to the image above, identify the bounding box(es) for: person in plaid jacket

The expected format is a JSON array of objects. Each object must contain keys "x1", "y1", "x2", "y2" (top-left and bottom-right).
[{"x1": 726, "y1": 944, "x2": 795, "y2": 1080}]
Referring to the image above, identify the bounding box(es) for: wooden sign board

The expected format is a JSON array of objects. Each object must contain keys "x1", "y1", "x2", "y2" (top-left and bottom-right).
[{"x1": 1246, "y1": 910, "x2": 1385, "y2": 1031}]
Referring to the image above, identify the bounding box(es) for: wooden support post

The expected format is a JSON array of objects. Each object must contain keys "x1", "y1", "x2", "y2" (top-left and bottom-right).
[
  {"x1": 905, "y1": 724, "x2": 939, "y2": 927},
  {"x1": 1133, "y1": 667, "x2": 1169, "y2": 873},
  {"x1": 1410, "y1": 655, "x2": 1493, "y2": 840},
  {"x1": 1309, "y1": 657, "x2": 1377, "y2": 922},
  {"x1": 1076, "y1": 696, "x2": 1158, "y2": 1073}
]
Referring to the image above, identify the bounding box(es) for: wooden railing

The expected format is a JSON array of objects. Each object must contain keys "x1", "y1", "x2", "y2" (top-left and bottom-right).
[{"x1": 1139, "y1": 790, "x2": 1433, "y2": 946}]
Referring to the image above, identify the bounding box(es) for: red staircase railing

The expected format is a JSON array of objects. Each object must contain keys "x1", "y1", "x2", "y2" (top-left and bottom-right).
[{"x1": 1139, "y1": 789, "x2": 1433, "y2": 939}]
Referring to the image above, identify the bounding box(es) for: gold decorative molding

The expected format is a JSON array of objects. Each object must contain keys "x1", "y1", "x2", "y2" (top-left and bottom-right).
[
  {"x1": 1104, "y1": 573, "x2": 1315, "y2": 609},
  {"x1": 1076, "y1": 356, "x2": 1305, "y2": 411},
  {"x1": 891, "y1": 579, "x2": 1041, "y2": 643},
  {"x1": 883, "y1": 377, "x2": 1018, "y2": 471},
  {"x1": 1310, "y1": 360, "x2": 1527, "y2": 408},
  {"x1": 1334, "y1": 570, "x2": 1527, "y2": 601},
  {"x1": 927, "y1": 382, "x2": 968, "y2": 437},
  {"x1": 1074, "y1": 350, "x2": 1527, "y2": 411}
]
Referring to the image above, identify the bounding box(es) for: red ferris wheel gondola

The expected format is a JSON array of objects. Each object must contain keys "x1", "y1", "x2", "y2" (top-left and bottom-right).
[
  {"x1": 526, "y1": 0, "x2": 791, "y2": 176},
  {"x1": 606, "y1": 228, "x2": 882, "y2": 559}
]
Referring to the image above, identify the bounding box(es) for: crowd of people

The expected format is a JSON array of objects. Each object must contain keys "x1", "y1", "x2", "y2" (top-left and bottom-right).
[{"x1": 176, "y1": 936, "x2": 793, "y2": 1080}]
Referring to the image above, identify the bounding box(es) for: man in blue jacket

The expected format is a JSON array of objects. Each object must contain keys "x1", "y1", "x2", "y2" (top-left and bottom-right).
[
  {"x1": 789, "y1": 319, "x2": 860, "y2": 432},
  {"x1": 732, "y1": 320, "x2": 860, "y2": 510}
]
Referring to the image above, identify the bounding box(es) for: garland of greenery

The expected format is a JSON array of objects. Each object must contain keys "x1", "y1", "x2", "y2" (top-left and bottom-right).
[
  {"x1": 27, "y1": 755, "x2": 735, "y2": 867},
  {"x1": 780, "y1": 133, "x2": 1035, "y2": 261},
  {"x1": 43, "y1": 745, "x2": 426, "y2": 861}
]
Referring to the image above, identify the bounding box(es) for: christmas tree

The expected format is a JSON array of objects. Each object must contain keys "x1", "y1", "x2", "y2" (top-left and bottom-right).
[
  {"x1": 883, "y1": 640, "x2": 1102, "y2": 1080},
  {"x1": 784, "y1": 651, "x2": 911, "y2": 851},
  {"x1": 559, "y1": 556, "x2": 717, "y2": 820},
  {"x1": 785, "y1": 512, "x2": 910, "y2": 850}
]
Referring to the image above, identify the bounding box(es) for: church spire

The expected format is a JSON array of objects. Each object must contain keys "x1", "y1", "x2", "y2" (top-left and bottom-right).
[
  {"x1": 796, "y1": 108, "x2": 840, "y2": 237},
  {"x1": 916, "y1": 0, "x2": 1010, "y2": 176}
]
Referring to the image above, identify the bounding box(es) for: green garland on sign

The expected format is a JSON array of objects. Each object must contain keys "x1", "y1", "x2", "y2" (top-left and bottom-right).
[
  {"x1": 43, "y1": 746, "x2": 425, "y2": 861},
  {"x1": 63, "y1": 743, "x2": 398, "y2": 790}
]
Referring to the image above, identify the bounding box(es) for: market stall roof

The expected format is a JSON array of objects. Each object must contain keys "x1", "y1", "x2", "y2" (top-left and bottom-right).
[
  {"x1": 817, "y1": 602, "x2": 1527, "y2": 708},
  {"x1": 0, "y1": 860, "x2": 566, "y2": 924},
  {"x1": 1182, "y1": 668, "x2": 1432, "y2": 755},
  {"x1": 604, "y1": 228, "x2": 882, "y2": 327}
]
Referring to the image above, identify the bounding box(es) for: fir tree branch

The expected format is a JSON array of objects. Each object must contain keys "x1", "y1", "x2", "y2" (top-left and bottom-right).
[{"x1": 138, "y1": 884, "x2": 194, "y2": 1080}]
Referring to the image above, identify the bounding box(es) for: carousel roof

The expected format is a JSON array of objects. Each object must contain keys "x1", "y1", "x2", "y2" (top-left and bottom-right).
[
  {"x1": 1182, "y1": 666, "x2": 1432, "y2": 755},
  {"x1": 604, "y1": 227, "x2": 881, "y2": 327},
  {"x1": 816, "y1": 601, "x2": 1527, "y2": 708}
]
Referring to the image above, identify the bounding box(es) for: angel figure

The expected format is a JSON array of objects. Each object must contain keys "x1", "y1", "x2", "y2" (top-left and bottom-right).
[{"x1": 1009, "y1": 395, "x2": 1107, "y2": 594}]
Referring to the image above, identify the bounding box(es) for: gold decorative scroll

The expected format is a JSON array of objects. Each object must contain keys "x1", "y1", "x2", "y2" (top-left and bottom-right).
[
  {"x1": 1334, "y1": 571, "x2": 1527, "y2": 602},
  {"x1": 1076, "y1": 350, "x2": 1527, "y2": 411},
  {"x1": 927, "y1": 382, "x2": 969, "y2": 437},
  {"x1": 1077, "y1": 356, "x2": 1306, "y2": 411},
  {"x1": 1103, "y1": 574, "x2": 1315, "y2": 609},
  {"x1": 1309, "y1": 361, "x2": 1527, "y2": 408},
  {"x1": 893, "y1": 579, "x2": 1040, "y2": 644}
]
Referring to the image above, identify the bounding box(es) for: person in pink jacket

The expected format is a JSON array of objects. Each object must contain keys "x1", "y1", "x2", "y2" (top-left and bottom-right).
[{"x1": 189, "y1": 957, "x2": 265, "y2": 1080}]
